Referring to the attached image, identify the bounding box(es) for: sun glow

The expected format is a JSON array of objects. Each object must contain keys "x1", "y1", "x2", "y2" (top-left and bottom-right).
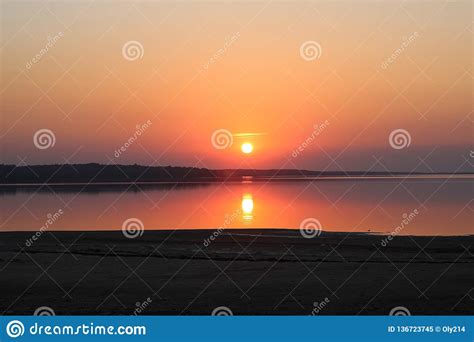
[
  {"x1": 241, "y1": 194, "x2": 254, "y2": 220},
  {"x1": 241, "y1": 143, "x2": 253, "y2": 154}
]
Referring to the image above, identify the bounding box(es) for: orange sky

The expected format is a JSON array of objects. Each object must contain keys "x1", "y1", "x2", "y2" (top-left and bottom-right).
[{"x1": 1, "y1": 1, "x2": 472, "y2": 172}]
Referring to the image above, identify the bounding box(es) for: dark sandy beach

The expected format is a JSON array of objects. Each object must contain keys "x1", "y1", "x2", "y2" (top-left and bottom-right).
[{"x1": 0, "y1": 230, "x2": 472, "y2": 315}]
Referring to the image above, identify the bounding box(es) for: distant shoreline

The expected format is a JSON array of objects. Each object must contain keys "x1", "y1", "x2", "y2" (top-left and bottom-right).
[{"x1": 1, "y1": 163, "x2": 473, "y2": 185}]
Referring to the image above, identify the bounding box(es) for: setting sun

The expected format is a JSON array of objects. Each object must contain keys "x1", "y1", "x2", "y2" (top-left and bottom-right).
[{"x1": 241, "y1": 143, "x2": 253, "y2": 154}]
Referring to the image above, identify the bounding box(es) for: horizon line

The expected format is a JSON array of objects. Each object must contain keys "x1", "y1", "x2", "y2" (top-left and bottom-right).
[{"x1": 1, "y1": 163, "x2": 473, "y2": 175}]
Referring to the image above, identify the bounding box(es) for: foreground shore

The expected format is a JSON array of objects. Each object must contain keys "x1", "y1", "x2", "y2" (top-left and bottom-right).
[{"x1": 0, "y1": 230, "x2": 472, "y2": 315}]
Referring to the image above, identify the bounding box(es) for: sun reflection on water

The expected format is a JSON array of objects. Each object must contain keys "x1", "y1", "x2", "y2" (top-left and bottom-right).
[{"x1": 241, "y1": 193, "x2": 254, "y2": 221}]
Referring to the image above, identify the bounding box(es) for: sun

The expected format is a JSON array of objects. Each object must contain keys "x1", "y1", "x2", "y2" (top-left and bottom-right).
[{"x1": 241, "y1": 142, "x2": 253, "y2": 154}]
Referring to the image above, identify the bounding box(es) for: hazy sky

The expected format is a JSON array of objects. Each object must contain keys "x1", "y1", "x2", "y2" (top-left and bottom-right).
[{"x1": 1, "y1": 0, "x2": 472, "y2": 172}]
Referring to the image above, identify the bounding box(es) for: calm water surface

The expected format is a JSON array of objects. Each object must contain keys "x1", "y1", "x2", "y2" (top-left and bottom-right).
[{"x1": 1, "y1": 178, "x2": 472, "y2": 235}]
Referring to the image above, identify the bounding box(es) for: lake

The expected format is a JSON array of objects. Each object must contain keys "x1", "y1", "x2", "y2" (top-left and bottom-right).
[{"x1": 0, "y1": 177, "x2": 472, "y2": 236}]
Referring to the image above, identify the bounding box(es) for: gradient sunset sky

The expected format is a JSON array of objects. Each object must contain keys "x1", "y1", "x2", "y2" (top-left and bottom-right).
[{"x1": 1, "y1": 0, "x2": 472, "y2": 172}]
